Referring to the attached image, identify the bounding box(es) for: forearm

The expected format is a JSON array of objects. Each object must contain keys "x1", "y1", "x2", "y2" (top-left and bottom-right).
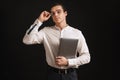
[
  {"x1": 67, "y1": 31, "x2": 91, "y2": 67},
  {"x1": 23, "y1": 19, "x2": 43, "y2": 44},
  {"x1": 68, "y1": 52, "x2": 91, "y2": 67},
  {"x1": 27, "y1": 19, "x2": 42, "y2": 34}
]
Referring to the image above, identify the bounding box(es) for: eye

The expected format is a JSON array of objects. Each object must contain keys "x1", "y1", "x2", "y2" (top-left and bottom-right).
[
  {"x1": 51, "y1": 10, "x2": 62, "y2": 16},
  {"x1": 56, "y1": 10, "x2": 61, "y2": 14}
]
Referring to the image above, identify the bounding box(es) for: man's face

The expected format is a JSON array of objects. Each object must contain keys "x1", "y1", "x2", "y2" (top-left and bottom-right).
[{"x1": 51, "y1": 5, "x2": 67, "y2": 24}]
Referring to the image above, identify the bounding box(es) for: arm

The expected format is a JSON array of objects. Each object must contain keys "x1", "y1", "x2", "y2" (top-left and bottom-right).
[
  {"x1": 23, "y1": 19, "x2": 43, "y2": 44},
  {"x1": 68, "y1": 31, "x2": 91, "y2": 67},
  {"x1": 23, "y1": 11, "x2": 51, "y2": 45},
  {"x1": 55, "y1": 32, "x2": 90, "y2": 67}
]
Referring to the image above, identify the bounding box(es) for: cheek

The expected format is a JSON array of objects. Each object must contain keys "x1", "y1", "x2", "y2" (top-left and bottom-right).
[
  {"x1": 61, "y1": 15, "x2": 66, "y2": 20},
  {"x1": 52, "y1": 18, "x2": 56, "y2": 22},
  {"x1": 51, "y1": 17, "x2": 55, "y2": 21}
]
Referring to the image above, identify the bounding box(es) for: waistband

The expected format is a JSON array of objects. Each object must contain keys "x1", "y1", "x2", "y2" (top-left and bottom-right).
[{"x1": 47, "y1": 65, "x2": 76, "y2": 74}]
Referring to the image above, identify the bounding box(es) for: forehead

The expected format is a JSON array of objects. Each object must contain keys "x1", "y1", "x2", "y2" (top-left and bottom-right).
[{"x1": 51, "y1": 5, "x2": 63, "y2": 12}]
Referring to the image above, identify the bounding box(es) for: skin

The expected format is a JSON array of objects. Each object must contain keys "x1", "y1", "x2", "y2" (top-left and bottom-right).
[{"x1": 38, "y1": 5, "x2": 68, "y2": 67}]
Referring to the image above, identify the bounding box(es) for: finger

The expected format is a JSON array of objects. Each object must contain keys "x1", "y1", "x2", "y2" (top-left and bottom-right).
[
  {"x1": 56, "y1": 61, "x2": 61, "y2": 66},
  {"x1": 55, "y1": 58, "x2": 60, "y2": 63},
  {"x1": 46, "y1": 13, "x2": 51, "y2": 18},
  {"x1": 57, "y1": 62, "x2": 61, "y2": 66},
  {"x1": 56, "y1": 56, "x2": 63, "y2": 59},
  {"x1": 56, "y1": 57, "x2": 61, "y2": 59},
  {"x1": 55, "y1": 59, "x2": 59, "y2": 62},
  {"x1": 44, "y1": 11, "x2": 50, "y2": 16},
  {"x1": 55, "y1": 60, "x2": 60, "y2": 66}
]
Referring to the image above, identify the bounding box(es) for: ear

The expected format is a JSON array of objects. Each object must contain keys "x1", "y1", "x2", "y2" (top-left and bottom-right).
[{"x1": 64, "y1": 11, "x2": 67, "y2": 16}]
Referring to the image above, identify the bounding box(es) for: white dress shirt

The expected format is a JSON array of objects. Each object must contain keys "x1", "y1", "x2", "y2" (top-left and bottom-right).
[{"x1": 23, "y1": 19, "x2": 90, "y2": 69}]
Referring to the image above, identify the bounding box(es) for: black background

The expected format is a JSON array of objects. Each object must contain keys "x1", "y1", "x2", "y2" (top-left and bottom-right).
[{"x1": 1, "y1": 0, "x2": 119, "y2": 80}]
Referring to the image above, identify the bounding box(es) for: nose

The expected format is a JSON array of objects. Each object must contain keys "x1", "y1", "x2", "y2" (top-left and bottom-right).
[{"x1": 55, "y1": 12, "x2": 58, "y2": 16}]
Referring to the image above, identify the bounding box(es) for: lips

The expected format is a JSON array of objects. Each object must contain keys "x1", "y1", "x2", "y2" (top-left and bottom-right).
[{"x1": 55, "y1": 17, "x2": 60, "y2": 20}]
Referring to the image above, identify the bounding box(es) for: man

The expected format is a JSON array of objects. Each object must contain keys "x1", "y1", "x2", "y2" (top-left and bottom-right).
[{"x1": 23, "y1": 3, "x2": 90, "y2": 80}]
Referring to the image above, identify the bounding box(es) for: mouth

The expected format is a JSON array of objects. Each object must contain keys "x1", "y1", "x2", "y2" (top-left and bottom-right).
[{"x1": 55, "y1": 17, "x2": 60, "y2": 20}]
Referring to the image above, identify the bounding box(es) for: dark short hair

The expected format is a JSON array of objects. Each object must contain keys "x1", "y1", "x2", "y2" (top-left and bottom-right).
[{"x1": 50, "y1": 2, "x2": 67, "y2": 12}]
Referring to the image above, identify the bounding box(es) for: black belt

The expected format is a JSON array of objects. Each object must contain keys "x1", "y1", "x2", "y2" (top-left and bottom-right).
[{"x1": 48, "y1": 65, "x2": 76, "y2": 74}]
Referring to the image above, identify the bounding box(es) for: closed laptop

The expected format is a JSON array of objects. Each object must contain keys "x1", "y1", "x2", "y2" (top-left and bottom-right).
[{"x1": 58, "y1": 38, "x2": 78, "y2": 58}]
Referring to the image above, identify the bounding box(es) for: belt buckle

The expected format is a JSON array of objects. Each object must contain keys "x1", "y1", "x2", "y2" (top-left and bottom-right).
[
  {"x1": 58, "y1": 69, "x2": 67, "y2": 74},
  {"x1": 65, "y1": 69, "x2": 67, "y2": 74}
]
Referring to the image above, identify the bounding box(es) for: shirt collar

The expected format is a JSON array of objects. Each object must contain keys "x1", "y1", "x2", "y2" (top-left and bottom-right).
[{"x1": 54, "y1": 24, "x2": 70, "y2": 31}]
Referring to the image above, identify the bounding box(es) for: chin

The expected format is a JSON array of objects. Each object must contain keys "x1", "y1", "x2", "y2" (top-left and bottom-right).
[{"x1": 55, "y1": 21, "x2": 61, "y2": 24}]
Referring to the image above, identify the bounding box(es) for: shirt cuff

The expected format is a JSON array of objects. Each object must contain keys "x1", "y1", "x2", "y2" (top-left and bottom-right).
[
  {"x1": 68, "y1": 58, "x2": 76, "y2": 67},
  {"x1": 34, "y1": 19, "x2": 43, "y2": 26},
  {"x1": 32, "y1": 19, "x2": 42, "y2": 31}
]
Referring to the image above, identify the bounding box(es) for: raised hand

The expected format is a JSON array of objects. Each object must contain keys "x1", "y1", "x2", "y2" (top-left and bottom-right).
[{"x1": 38, "y1": 11, "x2": 51, "y2": 22}]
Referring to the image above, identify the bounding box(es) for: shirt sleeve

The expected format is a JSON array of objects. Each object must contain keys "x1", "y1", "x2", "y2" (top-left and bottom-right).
[
  {"x1": 68, "y1": 31, "x2": 91, "y2": 67},
  {"x1": 23, "y1": 19, "x2": 44, "y2": 45}
]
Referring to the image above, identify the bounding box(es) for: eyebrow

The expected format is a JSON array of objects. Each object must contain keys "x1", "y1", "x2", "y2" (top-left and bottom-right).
[{"x1": 51, "y1": 9, "x2": 62, "y2": 13}]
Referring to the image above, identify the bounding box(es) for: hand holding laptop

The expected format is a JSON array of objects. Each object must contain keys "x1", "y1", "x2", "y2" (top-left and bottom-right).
[{"x1": 55, "y1": 56, "x2": 68, "y2": 66}]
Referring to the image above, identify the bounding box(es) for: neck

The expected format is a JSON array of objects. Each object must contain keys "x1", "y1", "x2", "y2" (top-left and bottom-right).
[{"x1": 56, "y1": 21, "x2": 67, "y2": 30}]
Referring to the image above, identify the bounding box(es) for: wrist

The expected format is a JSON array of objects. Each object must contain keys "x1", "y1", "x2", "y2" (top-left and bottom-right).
[
  {"x1": 38, "y1": 17, "x2": 44, "y2": 23},
  {"x1": 65, "y1": 59, "x2": 69, "y2": 66}
]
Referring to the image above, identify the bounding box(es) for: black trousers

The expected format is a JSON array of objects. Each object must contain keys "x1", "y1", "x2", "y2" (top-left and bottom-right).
[{"x1": 47, "y1": 66, "x2": 78, "y2": 80}]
